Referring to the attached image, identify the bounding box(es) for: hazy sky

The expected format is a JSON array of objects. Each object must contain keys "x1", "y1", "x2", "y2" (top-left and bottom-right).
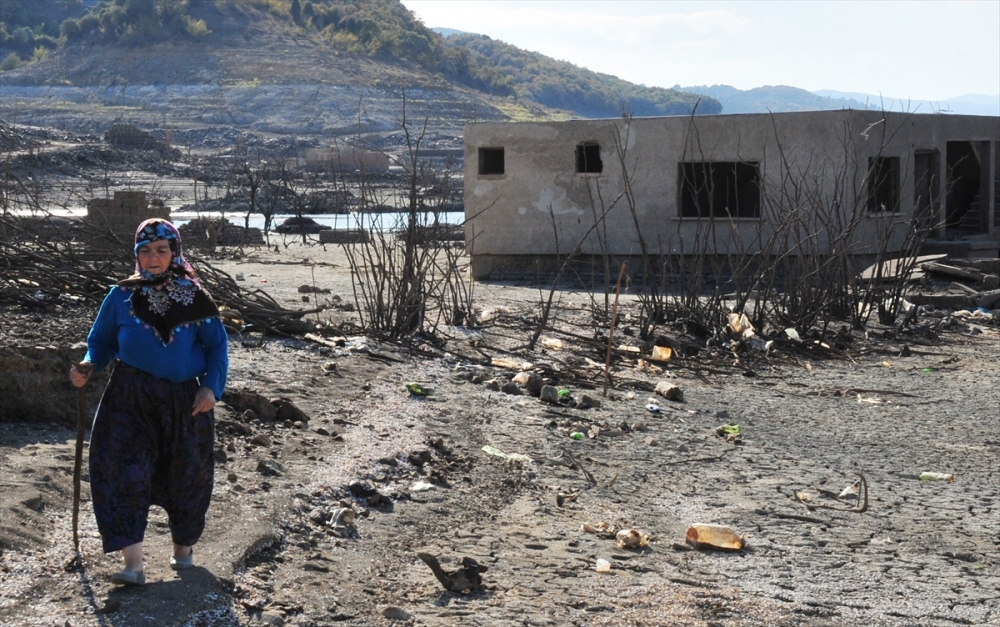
[{"x1": 401, "y1": 1, "x2": 1000, "y2": 101}]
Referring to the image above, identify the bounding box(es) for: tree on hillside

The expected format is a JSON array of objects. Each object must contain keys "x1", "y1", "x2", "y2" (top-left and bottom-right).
[
  {"x1": 444, "y1": 33, "x2": 719, "y2": 117},
  {"x1": 291, "y1": 0, "x2": 301, "y2": 24}
]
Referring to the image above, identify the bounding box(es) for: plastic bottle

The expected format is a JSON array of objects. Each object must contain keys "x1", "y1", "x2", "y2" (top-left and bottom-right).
[{"x1": 685, "y1": 523, "x2": 744, "y2": 550}]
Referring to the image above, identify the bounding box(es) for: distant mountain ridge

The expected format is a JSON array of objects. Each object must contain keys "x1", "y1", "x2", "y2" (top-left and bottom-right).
[
  {"x1": 814, "y1": 90, "x2": 999, "y2": 117},
  {"x1": 680, "y1": 84, "x2": 866, "y2": 114}
]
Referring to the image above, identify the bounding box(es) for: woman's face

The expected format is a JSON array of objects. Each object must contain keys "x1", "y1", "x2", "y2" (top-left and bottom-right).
[{"x1": 137, "y1": 240, "x2": 173, "y2": 275}]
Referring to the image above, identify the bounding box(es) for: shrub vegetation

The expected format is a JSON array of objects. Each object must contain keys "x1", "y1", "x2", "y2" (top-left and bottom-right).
[{"x1": 0, "y1": 0, "x2": 716, "y2": 117}]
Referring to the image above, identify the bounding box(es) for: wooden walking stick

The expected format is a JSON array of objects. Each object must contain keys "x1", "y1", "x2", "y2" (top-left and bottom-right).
[{"x1": 71, "y1": 362, "x2": 94, "y2": 555}]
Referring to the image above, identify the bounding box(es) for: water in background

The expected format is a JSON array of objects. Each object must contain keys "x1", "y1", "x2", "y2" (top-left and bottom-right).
[{"x1": 40, "y1": 209, "x2": 464, "y2": 232}]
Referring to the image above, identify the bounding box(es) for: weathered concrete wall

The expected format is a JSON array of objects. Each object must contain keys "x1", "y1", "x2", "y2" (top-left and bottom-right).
[
  {"x1": 305, "y1": 147, "x2": 390, "y2": 172},
  {"x1": 86, "y1": 190, "x2": 170, "y2": 239},
  {"x1": 464, "y1": 110, "x2": 1000, "y2": 277}
]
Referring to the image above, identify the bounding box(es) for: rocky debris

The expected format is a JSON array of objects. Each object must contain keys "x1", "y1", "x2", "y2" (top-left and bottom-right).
[
  {"x1": 179, "y1": 218, "x2": 265, "y2": 248},
  {"x1": 500, "y1": 381, "x2": 521, "y2": 395},
  {"x1": 539, "y1": 384, "x2": 561, "y2": 404},
  {"x1": 654, "y1": 381, "x2": 684, "y2": 402},
  {"x1": 381, "y1": 606, "x2": 412, "y2": 620},
  {"x1": 410, "y1": 223, "x2": 465, "y2": 244},
  {"x1": 223, "y1": 391, "x2": 309, "y2": 424},
  {"x1": 274, "y1": 217, "x2": 325, "y2": 235},
  {"x1": 4, "y1": 241, "x2": 1000, "y2": 627},
  {"x1": 257, "y1": 459, "x2": 287, "y2": 477},
  {"x1": 894, "y1": 257, "x2": 1000, "y2": 330},
  {"x1": 512, "y1": 371, "x2": 544, "y2": 396},
  {"x1": 104, "y1": 122, "x2": 181, "y2": 160},
  {"x1": 416, "y1": 552, "x2": 487, "y2": 593},
  {"x1": 575, "y1": 394, "x2": 601, "y2": 409}
]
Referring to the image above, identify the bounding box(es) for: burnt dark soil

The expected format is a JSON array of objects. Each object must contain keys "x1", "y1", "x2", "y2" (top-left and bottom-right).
[{"x1": 1, "y1": 249, "x2": 998, "y2": 627}]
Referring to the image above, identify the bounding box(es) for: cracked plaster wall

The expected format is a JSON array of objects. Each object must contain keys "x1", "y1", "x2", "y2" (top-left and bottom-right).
[{"x1": 464, "y1": 111, "x2": 999, "y2": 277}]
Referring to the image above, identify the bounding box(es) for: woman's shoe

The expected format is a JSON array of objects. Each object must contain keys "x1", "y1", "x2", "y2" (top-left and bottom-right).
[
  {"x1": 110, "y1": 569, "x2": 146, "y2": 585},
  {"x1": 170, "y1": 547, "x2": 194, "y2": 570}
]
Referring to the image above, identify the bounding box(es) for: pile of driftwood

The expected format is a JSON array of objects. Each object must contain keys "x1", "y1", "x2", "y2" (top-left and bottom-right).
[
  {"x1": 907, "y1": 258, "x2": 1000, "y2": 311},
  {"x1": 0, "y1": 215, "x2": 319, "y2": 336}
]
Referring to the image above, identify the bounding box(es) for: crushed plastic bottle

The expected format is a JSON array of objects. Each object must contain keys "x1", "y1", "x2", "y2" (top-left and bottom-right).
[
  {"x1": 685, "y1": 523, "x2": 744, "y2": 551},
  {"x1": 919, "y1": 472, "x2": 955, "y2": 482}
]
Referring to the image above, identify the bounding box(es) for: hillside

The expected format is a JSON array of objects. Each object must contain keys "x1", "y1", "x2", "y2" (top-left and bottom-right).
[
  {"x1": 680, "y1": 84, "x2": 866, "y2": 114},
  {"x1": 0, "y1": 0, "x2": 718, "y2": 140},
  {"x1": 442, "y1": 33, "x2": 720, "y2": 118}
]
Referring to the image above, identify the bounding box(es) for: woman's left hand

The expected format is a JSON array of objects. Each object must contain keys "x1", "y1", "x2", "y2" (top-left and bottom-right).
[{"x1": 192, "y1": 386, "x2": 216, "y2": 415}]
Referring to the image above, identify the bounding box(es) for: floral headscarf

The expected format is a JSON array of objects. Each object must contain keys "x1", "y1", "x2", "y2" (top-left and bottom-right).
[{"x1": 119, "y1": 219, "x2": 219, "y2": 344}]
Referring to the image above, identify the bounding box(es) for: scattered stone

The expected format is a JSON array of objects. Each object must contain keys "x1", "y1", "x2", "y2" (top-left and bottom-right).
[
  {"x1": 500, "y1": 381, "x2": 522, "y2": 395},
  {"x1": 484, "y1": 379, "x2": 501, "y2": 391},
  {"x1": 512, "y1": 371, "x2": 544, "y2": 396},
  {"x1": 251, "y1": 434, "x2": 273, "y2": 447},
  {"x1": 224, "y1": 391, "x2": 278, "y2": 421},
  {"x1": 466, "y1": 371, "x2": 490, "y2": 384},
  {"x1": 408, "y1": 449, "x2": 433, "y2": 467},
  {"x1": 417, "y1": 553, "x2": 487, "y2": 592},
  {"x1": 575, "y1": 394, "x2": 600, "y2": 409},
  {"x1": 275, "y1": 399, "x2": 309, "y2": 423},
  {"x1": 349, "y1": 481, "x2": 377, "y2": 497},
  {"x1": 257, "y1": 611, "x2": 285, "y2": 626},
  {"x1": 302, "y1": 560, "x2": 331, "y2": 573},
  {"x1": 539, "y1": 385, "x2": 561, "y2": 405},
  {"x1": 654, "y1": 381, "x2": 684, "y2": 402},
  {"x1": 257, "y1": 459, "x2": 287, "y2": 477},
  {"x1": 381, "y1": 606, "x2": 412, "y2": 621},
  {"x1": 983, "y1": 274, "x2": 1000, "y2": 291},
  {"x1": 231, "y1": 420, "x2": 254, "y2": 435},
  {"x1": 297, "y1": 284, "x2": 331, "y2": 294}
]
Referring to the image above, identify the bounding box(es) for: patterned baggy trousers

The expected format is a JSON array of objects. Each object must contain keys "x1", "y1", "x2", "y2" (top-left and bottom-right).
[{"x1": 89, "y1": 362, "x2": 215, "y2": 553}]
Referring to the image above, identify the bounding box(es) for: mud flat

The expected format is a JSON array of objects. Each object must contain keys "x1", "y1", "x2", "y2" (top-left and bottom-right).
[{"x1": 1, "y1": 242, "x2": 998, "y2": 627}]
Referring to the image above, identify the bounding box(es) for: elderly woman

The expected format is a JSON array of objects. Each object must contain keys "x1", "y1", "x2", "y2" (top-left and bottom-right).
[{"x1": 70, "y1": 219, "x2": 228, "y2": 585}]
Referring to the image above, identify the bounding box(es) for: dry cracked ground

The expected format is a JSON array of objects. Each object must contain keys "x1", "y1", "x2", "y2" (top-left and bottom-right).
[{"x1": 1, "y1": 245, "x2": 998, "y2": 627}]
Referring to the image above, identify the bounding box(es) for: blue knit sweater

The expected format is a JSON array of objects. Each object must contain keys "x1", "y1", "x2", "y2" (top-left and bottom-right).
[{"x1": 84, "y1": 286, "x2": 229, "y2": 399}]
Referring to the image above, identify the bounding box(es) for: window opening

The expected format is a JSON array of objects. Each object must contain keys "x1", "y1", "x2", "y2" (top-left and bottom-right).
[
  {"x1": 867, "y1": 157, "x2": 900, "y2": 212},
  {"x1": 576, "y1": 143, "x2": 603, "y2": 174},
  {"x1": 679, "y1": 161, "x2": 760, "y2": 218},
  {"x1": 478, "y1": 147, "x2": 505, "y2": 175}
]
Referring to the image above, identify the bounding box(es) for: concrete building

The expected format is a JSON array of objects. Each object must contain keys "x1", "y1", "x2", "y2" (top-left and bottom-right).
[{"x1": 463, "y1": 110, "x2": 999, "y2": 278}]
